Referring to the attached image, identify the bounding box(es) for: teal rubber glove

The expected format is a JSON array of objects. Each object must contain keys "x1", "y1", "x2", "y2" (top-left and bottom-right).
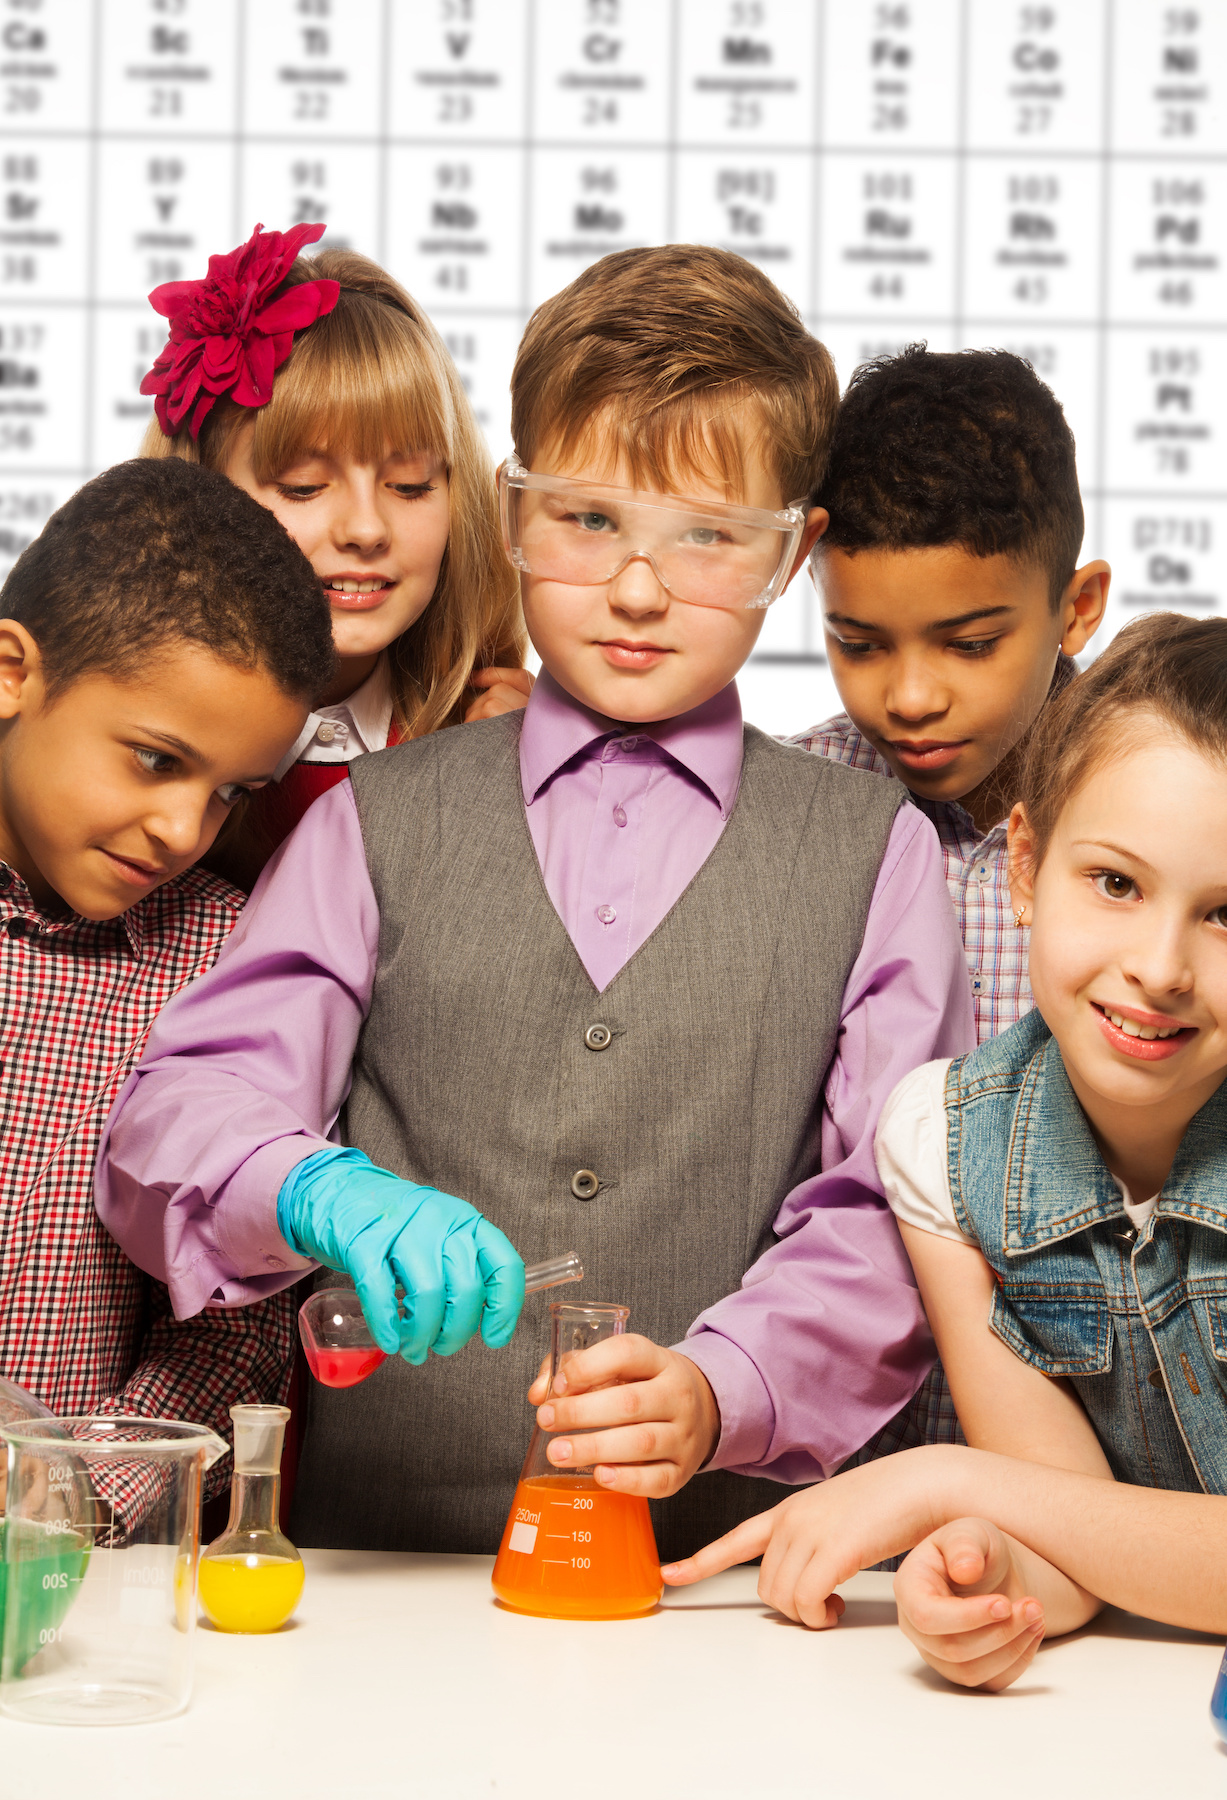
[{"x1": 277, "y1": 1147, "x2": 525, "y2": 1364}]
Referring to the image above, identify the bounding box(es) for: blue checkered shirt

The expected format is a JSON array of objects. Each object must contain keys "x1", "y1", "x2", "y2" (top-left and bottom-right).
[
  {"x1": 788, "y1": 714, "x2": 1031, "y2": 1048},
  {"x1": 786, "y1": 713, "x2": 1029, "y2": 1479}
]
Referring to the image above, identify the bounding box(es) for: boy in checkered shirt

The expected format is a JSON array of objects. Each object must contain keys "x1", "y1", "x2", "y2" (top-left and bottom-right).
[
  {"x1": 789, "y1": 345, "x2": 1112, "y2": 1466},
  {"x1": 0, "y1": 457, "x2": 332, "y2": 1523},
  {"x1": 792, "y1": 345, "x2": 1111, "y2": 1048}
]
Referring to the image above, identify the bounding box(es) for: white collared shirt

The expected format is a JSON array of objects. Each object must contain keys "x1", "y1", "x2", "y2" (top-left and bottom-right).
[
  {"x1": 875, "y1": 1058, "x2": 1159, "y2": 1245},
  {"x1": 273, "y1": 653, "x2": 394, "y2": 782}
]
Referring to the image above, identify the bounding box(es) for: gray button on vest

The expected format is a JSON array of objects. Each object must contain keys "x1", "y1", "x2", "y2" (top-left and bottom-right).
[
  {"x1": 571, "y1": 1169, "x2": 600, "y2": 1200},
  {"x1": 584, "y1": 1023, "x2": 612, "y2": 1051}
]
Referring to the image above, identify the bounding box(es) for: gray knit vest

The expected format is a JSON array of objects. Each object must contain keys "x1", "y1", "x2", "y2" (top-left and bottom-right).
[{"x1": 290, "y1": 708, "x2": 902, "y2": 1561}]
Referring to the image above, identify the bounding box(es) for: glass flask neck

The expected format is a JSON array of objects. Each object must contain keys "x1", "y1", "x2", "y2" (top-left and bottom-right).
[
  {"x1": 230, "y1": 1402, "x2": 289, "y2": 1476},
  {"x1": 218, "y1": 1402, "x2": 292, "y2": 1544},
  {"x1": 517, "y1": 1304, "x2": 632, "y2": 1481},
  {"x1": 546, "y1": 1302, "x2": 630, "y2": 1396},
  {"x1": 224, "y1": 1469, "x2": 281, "y2": 1538}
]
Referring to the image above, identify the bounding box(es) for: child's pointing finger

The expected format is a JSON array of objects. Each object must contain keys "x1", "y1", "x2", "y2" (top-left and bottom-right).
[{"x1": 660, "y1": 1507, "x2": 780, "y2": 1586}]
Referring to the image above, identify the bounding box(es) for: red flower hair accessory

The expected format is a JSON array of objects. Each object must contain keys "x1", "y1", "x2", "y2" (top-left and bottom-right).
[{"x1": 140, "y1": 222, "x2": 341, "y2": 439}]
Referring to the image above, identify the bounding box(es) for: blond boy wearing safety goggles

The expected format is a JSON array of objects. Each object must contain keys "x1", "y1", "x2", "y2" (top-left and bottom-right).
[{"x1": 100, "y1": 245, "x2": 973, "y2": 1563}]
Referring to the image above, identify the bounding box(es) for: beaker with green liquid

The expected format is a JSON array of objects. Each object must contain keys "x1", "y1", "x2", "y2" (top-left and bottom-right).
[
  {"x1": 0, "y1": 1375, "x2": 76, "y2": 1676},
  {"x1": 0, "y1": 1416, "x2": 226, "y2": 1725}
]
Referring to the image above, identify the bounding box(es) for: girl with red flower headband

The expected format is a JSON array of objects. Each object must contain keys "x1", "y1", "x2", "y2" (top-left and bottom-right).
[{"x1": 140, "y1": 223, "x2": 530, "y2": 885}]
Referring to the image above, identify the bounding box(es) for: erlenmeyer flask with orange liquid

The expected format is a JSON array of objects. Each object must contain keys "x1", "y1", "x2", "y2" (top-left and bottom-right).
[{"x1": 492, "y1": 1302, "x2": 662, "y2": 1620}]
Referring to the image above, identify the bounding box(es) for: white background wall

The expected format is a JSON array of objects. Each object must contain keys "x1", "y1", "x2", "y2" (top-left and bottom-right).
[{"x1": 0, "y1": 0, "x2": 1221, "y2": 736}]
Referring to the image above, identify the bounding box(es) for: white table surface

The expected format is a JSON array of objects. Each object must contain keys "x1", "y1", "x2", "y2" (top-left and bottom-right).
[{"x1": 1, "y1": 1551, "x2": 1222, "y2": 1799}]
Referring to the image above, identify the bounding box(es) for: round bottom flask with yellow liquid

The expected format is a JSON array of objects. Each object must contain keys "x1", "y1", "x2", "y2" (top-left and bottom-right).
[
  {"x1": 199, "y1": 1404, "x2": 304, "y2": 1634},
  {"x1": 492, "y1": 1303, "x2": 662, "y2": 1621}
]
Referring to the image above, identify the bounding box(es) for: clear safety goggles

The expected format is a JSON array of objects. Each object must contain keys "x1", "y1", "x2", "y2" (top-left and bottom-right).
[{"x1": 498, "y1": 458, "x2": 808, "y2": 610}]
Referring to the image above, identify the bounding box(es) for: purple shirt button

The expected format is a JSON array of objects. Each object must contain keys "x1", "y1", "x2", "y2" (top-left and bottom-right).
[
  {"x1": 596, "y1": 904, "x2": 617, "y2": 925},
  {"x1": 612, "y1": 804, "x2": 627, "y2": 828}
]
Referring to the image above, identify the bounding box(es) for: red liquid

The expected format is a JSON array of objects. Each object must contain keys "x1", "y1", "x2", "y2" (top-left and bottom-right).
[
  {"x1": 304, "y1": 1344, "x2": 387, "y2": 1388},
  {"x1": 492, "y1": 1475, "x2": 662, "y2": 1620}
]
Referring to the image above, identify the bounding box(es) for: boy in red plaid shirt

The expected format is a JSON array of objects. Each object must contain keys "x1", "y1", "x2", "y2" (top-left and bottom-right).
[{"x1": 0, "y1": 457, "x2": 332, "y2": 1522}]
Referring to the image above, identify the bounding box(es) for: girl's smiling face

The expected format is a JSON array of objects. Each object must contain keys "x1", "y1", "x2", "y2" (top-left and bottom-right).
[
  {"x1": 1010, "y1": 725, "x2": 1227, "y2": 1177},
  {"x1": 225, "y1": 426, "x2": 450, "y2": 699}
]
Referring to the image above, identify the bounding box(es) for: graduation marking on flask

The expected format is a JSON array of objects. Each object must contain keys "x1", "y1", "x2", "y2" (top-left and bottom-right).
[{"x1": 493, "y1": 1475, "x2": 661, "y2": 1619}]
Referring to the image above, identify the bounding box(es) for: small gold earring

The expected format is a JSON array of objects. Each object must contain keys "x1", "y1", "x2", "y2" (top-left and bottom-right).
[{"x1": 1014, "y1": 905, "x2": 1027, "y2": 930}]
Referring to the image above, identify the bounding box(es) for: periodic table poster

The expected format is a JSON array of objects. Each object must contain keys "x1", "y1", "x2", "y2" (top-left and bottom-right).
[{"x1": 0, "y1": 0, "x2": 1222, "y2": 732}]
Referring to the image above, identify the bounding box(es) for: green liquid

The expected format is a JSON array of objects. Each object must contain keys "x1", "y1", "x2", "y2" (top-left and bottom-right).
[{"x1": 0, "y1": 1521, "x2": 91, "y2": 1677}]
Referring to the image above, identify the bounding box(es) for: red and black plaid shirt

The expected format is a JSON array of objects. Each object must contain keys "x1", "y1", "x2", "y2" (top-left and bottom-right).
[{"x1": 0, "y1": 859, "x2": 295, "y2": 1512}]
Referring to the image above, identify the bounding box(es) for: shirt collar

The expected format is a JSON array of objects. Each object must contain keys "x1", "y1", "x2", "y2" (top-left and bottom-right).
[
  {"x1": 116, "y1": 902, "x2": 149, "y2": 958},
  {"x1": 825, "y1": 719, "x2": 1007, "y2": 843},
  {"x1": 335, "y1": 652, "x2": 393, "y2": 747},
  {"x1": 910, "y1": 789, "x2": 1007, "y2": 848},
  {"x1": 0, "y1": 860, "x2": 145, "y2": 957},
  {"x1": 519, "y1": 670, "x2": 744, "y2": 818},
  {"x1": 273, "y1": 652, "x2": 394, "y2": 781}
]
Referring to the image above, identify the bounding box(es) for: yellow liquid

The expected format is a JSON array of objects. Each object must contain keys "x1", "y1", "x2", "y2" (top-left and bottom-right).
[{"x1": 197, "y1": 1554, "x2": 304, "y2": 1634}]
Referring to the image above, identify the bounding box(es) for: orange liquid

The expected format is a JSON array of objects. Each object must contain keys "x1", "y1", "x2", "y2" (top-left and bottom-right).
[{"x1": 491, "y1": 1475, "x2": 662, "y2": 1620}]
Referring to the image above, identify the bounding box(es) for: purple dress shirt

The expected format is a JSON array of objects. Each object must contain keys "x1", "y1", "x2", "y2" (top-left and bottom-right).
[
  {"x1": 97, "y1": 673, "x2": 974, "y2": 1483},
  {"x1": 523, "y1": 675, "x2": 744, "y2": 991}
]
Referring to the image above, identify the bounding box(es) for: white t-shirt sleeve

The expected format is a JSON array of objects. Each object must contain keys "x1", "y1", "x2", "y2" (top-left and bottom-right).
[{"x1": 874, "y1": 1059, "x2": 975, "y2": 1246}]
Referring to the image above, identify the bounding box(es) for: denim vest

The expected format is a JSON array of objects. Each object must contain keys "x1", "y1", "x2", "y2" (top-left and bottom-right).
[{"x1": 944, "y1": 1008, "x2": 1227, "y2": 1494}]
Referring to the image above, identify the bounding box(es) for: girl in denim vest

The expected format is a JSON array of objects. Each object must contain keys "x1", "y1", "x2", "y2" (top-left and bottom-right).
[{"x1": 665, "y1": 611, "x2": 1227, "y2": 1689}]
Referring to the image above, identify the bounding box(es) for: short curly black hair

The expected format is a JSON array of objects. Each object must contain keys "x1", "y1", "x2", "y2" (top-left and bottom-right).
[
  {"x1": 1, "y1": 456, "x2": 334, "y2": 698},
  {"x1": 816, "y1": 345, "x2": 1083, "y2": 609}
]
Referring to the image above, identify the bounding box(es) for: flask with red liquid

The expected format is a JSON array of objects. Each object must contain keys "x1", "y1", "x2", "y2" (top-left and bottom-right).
[
  {"x1": 299, "y1": 1253, "x2": 585, "y2": 1389},
  {"x1": 492, "y1": 1301, "x2": 662, "y2": 1621},
  {"x1": 298, "y1": 1288, "x2": 387, "y2": 1388}
]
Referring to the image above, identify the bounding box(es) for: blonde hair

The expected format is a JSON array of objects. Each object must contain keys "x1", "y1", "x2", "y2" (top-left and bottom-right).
[
  {"x1": 141, "y1": 248, "x2": 524, "y2": 737},
  {"x1": 511, "y1": 245, "x2": 839, "y2": 505}
]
